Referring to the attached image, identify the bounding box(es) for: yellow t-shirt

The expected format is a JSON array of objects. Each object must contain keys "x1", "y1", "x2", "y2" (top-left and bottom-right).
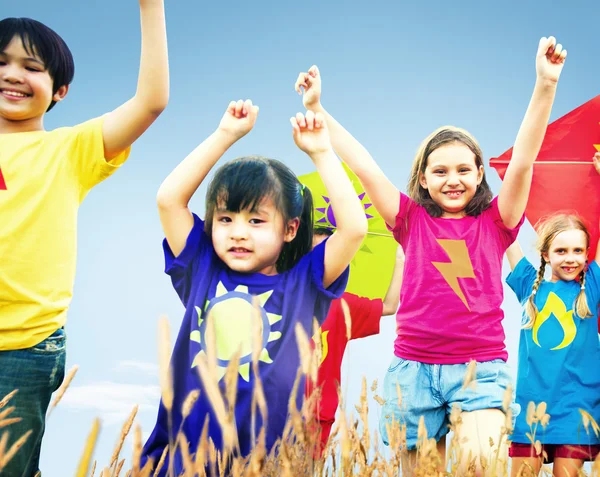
[{"x1": 0, "y1": 117, "x2": 130, "y2": 350}]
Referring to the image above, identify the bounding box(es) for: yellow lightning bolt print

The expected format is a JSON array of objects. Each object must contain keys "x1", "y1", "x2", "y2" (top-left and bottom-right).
[
  {"x1": 432, "y1": 239, "x2": 475, "y2": 311},
  {"x1": 532, "y1": 292, "x2": 576, "y2": 350}
]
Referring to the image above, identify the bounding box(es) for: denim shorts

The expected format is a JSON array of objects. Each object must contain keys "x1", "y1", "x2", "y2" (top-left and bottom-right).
[
  {"x1": 0, "y1": 327, "x2": 67, "y2": 477},
  {"x1": 379, "y1": 356, "x2": 519, "y2": 450}
]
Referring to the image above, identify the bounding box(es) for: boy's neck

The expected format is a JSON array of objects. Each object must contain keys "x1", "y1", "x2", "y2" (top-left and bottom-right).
[{"x1": 0, "y1": 116, "x2": 45, "y2": 134}]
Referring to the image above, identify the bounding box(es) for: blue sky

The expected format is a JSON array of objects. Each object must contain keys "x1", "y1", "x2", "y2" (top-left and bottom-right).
[{"x1": 4, "y1": 0, "x2": 600, "y2": 474}]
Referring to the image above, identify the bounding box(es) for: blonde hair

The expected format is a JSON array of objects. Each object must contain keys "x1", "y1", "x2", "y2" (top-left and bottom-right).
[
  {"x1": 406, "y1": 126, "x2": 492, "y2": 218},
  {"x1": 524, "y1": 214, "x2": 592, "y2": 328}
]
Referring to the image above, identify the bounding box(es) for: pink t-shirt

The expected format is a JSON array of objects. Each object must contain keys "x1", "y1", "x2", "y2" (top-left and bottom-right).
[{"x1": 390, "y1": 193, "x2": 523, "y2": 364}]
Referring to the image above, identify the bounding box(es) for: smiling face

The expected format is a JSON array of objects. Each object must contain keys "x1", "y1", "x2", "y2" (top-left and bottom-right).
[
  {"x1": 419, "y1": 142, "x2": 484, "y2": 218},
  {"x1": 0, "y1": 36, "x2": 67, "y2": 131},
  {"x1": 211, "y1": 196, "x2": 300, "y2": 276},
  {"x1": 543, "y1": 228, "x2": 589, "y2": 282}
]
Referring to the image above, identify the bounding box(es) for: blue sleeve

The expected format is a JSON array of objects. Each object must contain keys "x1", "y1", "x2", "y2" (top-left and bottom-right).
[
  {"x1": 163, "y1": 213, "x2": 212, "y2": 305},
  {"x1": 585, "y1": 260, "x2": 600, "y2": 308},
  {"x1": 288, "y1": 238, "x2": 350, "y2": 324},
  {"x1": 309, "y1": 237, "x2": 350, "y2": 299},
  {"x1": 506, "y1": 257, "x2": 537, "y2": 304},
  {"x1": 309, "y1": 238, "x2": 350, "y2": 323}
]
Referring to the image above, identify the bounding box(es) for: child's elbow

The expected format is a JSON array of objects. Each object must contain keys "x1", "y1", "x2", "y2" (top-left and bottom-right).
[
  {"x1": 349, "y1": 217, "x2": 368, "y2": 243},
  {"x1": 148, "y1": 95, "x2": 169, "y2": 116},
  {"x1": 138, "y1": 91, "x2": 169, "y2": 117},
  {"x1": 156, "y1": 187, "x2": 174, "y2": 210}
]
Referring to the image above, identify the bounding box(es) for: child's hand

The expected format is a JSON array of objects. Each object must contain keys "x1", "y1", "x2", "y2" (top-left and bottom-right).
[
  {"x1": 218, "y1": 99, "x2": 259, "y2": 141},
  {"x1": 291, "y1": 111, "x2": 332, "y2": 159},
  {"x1": 536, "y1": 37, "x2": 567, "y2": 84},
  {"x1": 593, "y1": 152, "x2": 600, "y2": 175},
  {"x1": 294, "y1": 65, "x2": 322, "y2": 110}
]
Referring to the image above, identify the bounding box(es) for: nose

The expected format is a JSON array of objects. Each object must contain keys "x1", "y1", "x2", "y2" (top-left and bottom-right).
[
  {"x1": 229, "y1": 221, "x2": 248, "y2": 241},
  {"x1": 1, "y1": 63, "x2": 25, "y2": 84},
  {"x1": 446, "y1": 172, "x2": 460, "y2": 186}
]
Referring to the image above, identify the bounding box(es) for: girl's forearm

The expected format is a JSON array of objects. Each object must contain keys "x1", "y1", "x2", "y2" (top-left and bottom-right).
[
  {"x1": 157, "y1": 130, "x2": 236, "y2": 209},
  {"x1": 311, "y1": 149, "x2": 367, "y2": 239}
]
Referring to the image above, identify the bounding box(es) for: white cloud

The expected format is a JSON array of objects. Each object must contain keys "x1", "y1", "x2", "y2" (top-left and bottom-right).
[
  {"x1": 59, "y1": 382, "x2": 161, "y2": 426},
  {"x1": 114, "y1": 360, "x2": 159, "y2": 377}
]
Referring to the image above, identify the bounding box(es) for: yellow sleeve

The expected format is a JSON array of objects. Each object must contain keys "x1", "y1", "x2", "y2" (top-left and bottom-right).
[{"x1": 68, "y1": 116, "x2": 131, "y2": 197}]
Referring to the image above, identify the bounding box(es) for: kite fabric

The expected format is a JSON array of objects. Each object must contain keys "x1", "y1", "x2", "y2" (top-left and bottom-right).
[
  {"x1": 490, "y1": 95, "x2": 600, "y2": 257},
  {"x1": 299, "y1": 164, "x2": 396, "y2": 300}
]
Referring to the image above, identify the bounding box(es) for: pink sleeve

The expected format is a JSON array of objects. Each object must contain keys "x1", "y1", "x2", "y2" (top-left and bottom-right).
[
  {"x1": 485, "y1": 197, "x2": 525, "y2": 250},
  {"x1": 387, "y1": 193, "x2": 418, "y2": 247}
]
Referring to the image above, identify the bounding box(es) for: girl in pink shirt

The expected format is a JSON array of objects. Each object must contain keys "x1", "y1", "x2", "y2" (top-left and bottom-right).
[{"x1": 294, "y1": 36, "x2": 567, "y2": 473}]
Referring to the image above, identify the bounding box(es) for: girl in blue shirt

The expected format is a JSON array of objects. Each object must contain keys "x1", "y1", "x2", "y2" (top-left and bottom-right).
[
  {"x1": 142, "y1": 100, "x2": 367, "y2": 475},
  {"x1": 506, "y1": 155, "x2": 600, "y2": 477}
]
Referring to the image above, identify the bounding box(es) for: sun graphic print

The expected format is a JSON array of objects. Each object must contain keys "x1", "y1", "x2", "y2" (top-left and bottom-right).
[
  {"x1": 190, "y1": 281, "x2": 283, "y2": 382},
  {"x1": 315, "y1": 192, "x2": 376, "y2": 254}
]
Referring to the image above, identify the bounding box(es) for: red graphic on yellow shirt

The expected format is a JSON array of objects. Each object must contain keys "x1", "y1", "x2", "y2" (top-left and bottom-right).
[
  {"x1": 0, "y1": 167, "x2": 6, "y2": 190},
  {"x1": 432, "y1": 239, "x2": 475, "y2": 311}
]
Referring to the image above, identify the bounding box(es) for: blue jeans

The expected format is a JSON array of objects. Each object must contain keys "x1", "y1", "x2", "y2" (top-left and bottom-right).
[
  {"x1": 379, "y1": 357, "x2": 519, "y2": 450},
  {"x1": 0, "y1": 328, "x2": 66, "y2": 477}
]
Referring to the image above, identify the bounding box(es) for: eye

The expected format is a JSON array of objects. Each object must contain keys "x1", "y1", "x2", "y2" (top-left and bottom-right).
[
  {"x1": 433, "y1": 169, "x2": 445, "y2": 175},
  {"x1": 459, "y1": 168, "x2": 471, "y2": 173},
  {"x1": 218, "y1": 216, "x2": 231, "y2": 223},
  {"x1": 25, "y1": 66, "x2": 42, "y2": 72},
  {"x1": 0, "y1": 61, "x2": 6, "y2": 66},
  {"x1": 250, "y1": 218, "x2": 264, "y2": 224}
]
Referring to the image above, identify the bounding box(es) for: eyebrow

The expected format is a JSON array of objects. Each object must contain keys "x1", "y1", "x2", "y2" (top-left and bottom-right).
[
  {"x1": 429, "y1": 163, "x2": 474, "y2": 169},
  {"x1": 0, "y1": 52, "x2": 45, "y2": 67}
]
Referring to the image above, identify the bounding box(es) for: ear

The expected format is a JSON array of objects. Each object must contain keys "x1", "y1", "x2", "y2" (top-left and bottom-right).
[
  {"x1": 542, "y1": 252, "x2": 549, "y2": 263},
  {"x1": 419, "y1": 171, "x2": 428, "y2": 189},
  {"x1": 284, "y1": 217, "x2": 300, "y2": 243},
  {"x1": 52, "y1": 84, "x2": 69, "y2": 103},
  {"x1": 477, "y1": 165, "x2": 484, "y2": 185}
]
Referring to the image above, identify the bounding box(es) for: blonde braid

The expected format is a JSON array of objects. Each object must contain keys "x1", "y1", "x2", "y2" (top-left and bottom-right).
[
  {"x1": 524, "y1": 256, "x2": 546, "y2": 329},
  {"x1": 574, "y1": 266, "x2": 593, "y2": 319}
]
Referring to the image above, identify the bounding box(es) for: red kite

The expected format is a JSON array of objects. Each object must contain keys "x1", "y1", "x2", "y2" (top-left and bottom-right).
[{"x1": 491, "y1": 95, "x2": 600, "y2": 258}]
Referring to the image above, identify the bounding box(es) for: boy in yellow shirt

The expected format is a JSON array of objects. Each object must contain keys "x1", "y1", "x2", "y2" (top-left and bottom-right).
[{"x1": 0, "y1": 2, "x2": 169, "y2": 474}]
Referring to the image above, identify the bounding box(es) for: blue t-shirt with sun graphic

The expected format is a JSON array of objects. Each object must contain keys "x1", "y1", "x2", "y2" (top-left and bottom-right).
[
  {"x1": 507, "y1": 257, "x2": 600, "y2": 445},
  {"x1": 142, "y1": 214, "x2": 348, "y2": 472}
]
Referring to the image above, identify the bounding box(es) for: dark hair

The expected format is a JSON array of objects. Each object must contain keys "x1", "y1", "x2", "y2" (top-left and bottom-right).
[
  {"x1": 313, "y1": 226, "x2": 334, "y2": 237},
  {"x1": 0, "y1": 18, "x2": 74, "y2": 112},
  {"x1": 204, "y1": 156, "x2": 314, "y2": 273},
  {"x1": 407, "y1": 126, "x2": 493, "y2": 217}
]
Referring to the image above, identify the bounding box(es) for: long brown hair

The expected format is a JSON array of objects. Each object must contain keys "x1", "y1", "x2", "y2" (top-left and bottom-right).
[
  {"x1": 407, "y1": 126, "x2": 492, "y2": 217},
  {"x1": 524, "y1": 214, "x2": 592, "y2": 328}
]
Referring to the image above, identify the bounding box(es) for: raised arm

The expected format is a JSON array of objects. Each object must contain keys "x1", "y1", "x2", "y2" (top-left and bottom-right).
[
  {"x1": 382, "y1": 246, "x2": 405, "y2": 316},
  {"x1": 291, "y1": 111, "x2": 367, "y2": 288},
  {"x1": 102, "y1": 0, "x2": 170, "y2": 159},
  {"x1": 295, "y1": 66, "x2": 400, "y2": 227},
  {"x1": 156, "y1": 100, "x2": 259, "y2": 256},
  {"x1": 506, "y1": 240, "x2": 525, "y2": 271},
  {"x1": 594, "y1": 153, "x2": 600, "y2": 264},
  {"x1": 498, "y1": 37, "x2": 567, "y2": 228}
]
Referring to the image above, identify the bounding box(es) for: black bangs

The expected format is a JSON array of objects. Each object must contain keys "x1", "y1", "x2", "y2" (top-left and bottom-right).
[
  {"x1": 207, "y1": 157, "x2": 281, "y2": 214},
  {"x1": 0, "y1": 18, "x2": 74, "y2": 110},
  {"x1": 204, "y1": 156, "x2": 312, "y2": 273}
]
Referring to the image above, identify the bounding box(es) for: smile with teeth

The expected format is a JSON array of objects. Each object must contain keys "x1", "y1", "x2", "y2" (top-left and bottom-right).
[
  {"x1": 230, "y1": 247, "x2": 251, "y2": 254},
  {"x1": 444, "y1": 190, "x2": 464, "y2": 198},
  {"x1": 562, "y1": 266, "x2": 578, "y2": 273},
  {"x1": 1, "y1": 89, "x2": 30, "y2": 98}
]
